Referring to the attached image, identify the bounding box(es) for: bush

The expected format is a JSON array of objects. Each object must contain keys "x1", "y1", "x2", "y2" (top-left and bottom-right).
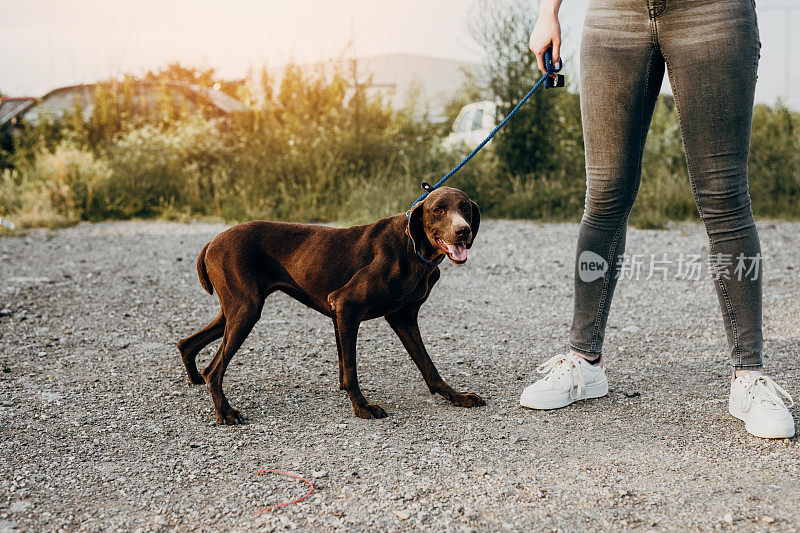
[
  {"x1": 0, "y1": 144, "x2": 111, "y2": 228},
  {"x1": 749, "y1": 103, "x2": 800, "y2": 217},
  {"x1": 0, "y1": 57, "x2": 797, "y2": 231}
]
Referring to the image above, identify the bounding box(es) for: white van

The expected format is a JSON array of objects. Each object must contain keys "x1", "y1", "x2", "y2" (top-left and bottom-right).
[{"x1": 443, "y1": 100, "x2": 497, "y2": 149}]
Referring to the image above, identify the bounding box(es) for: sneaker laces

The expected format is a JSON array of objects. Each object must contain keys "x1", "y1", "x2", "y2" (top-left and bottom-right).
[
  {"x1": 536, "y1": 353, "x2": 586, "y2": 400},
  {"x1": 742, "y1": 375, "x2": 794, "y2": 411}
]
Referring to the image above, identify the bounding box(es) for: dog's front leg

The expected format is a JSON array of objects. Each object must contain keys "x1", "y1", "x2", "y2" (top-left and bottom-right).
[
  {"x1": 386, "y1": 306, "x2": 485, "y2": 408},
  {"x1": 329, "y1": 298, "x2": 387, "y2": 420}
]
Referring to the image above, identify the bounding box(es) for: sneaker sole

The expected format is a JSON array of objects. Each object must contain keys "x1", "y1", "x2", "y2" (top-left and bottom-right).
[
  {"x1": 729, "y1": 404, "x2": 796, "y2": 439},
  {"x1": 520, "y1": 380, "x2": 609, "y2": 410}
]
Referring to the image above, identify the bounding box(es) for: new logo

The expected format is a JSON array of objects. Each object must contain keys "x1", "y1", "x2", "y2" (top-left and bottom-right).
[{"x1": 578, "y1": 251, "x2": 608, "y2": 283}]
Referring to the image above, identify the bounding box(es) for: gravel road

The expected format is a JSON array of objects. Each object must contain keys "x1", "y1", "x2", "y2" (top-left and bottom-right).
[{"x1": 1, "y1": 219, "x2": 798, "y2": 532}]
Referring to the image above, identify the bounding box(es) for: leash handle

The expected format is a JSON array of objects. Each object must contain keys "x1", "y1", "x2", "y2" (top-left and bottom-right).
[
  {"x1": 544, "y1": 48, "x2": 561, "y2": 73},
  {"x1": 544, "y1": 48, "x2": 565, "y2": 89}
]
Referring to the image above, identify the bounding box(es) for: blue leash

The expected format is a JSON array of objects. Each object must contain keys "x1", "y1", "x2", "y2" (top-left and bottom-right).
[{"x1": 407, "y1": 49, "x2": 563, "y2": 266}]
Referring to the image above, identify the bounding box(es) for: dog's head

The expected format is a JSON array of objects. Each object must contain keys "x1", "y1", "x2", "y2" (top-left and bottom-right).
[{"x1": 406, "y1": 186, "x2": 480, "y2": 264}]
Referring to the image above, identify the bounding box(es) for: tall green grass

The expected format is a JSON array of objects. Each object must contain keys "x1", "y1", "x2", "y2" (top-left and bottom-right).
[{"x1": 1, "y1": 64, "x2": 798, "y2": 230}]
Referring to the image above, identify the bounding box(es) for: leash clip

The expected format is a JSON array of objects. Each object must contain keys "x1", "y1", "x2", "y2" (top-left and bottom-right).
[{"x1": 421, "y1": 182, "x2": 435, "y2": 193}]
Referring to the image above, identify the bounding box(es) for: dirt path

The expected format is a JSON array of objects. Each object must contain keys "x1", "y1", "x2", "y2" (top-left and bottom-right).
[{"x1": 1, "y1": 220, "x2": 798, "y2": 531}]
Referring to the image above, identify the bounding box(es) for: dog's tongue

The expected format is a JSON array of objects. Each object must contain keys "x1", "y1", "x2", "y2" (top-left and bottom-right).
[{"x1": 444, "y1": 242, "x2": 468, "y2": 262}]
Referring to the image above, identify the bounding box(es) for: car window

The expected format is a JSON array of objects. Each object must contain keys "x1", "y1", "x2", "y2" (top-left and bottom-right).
[
  {"x1": 0, "y1": 100, "x2": 33, "y2": 125},
  {"x1": 471, "y1": 108, "x2": 484, "y2": 131},
  {"x1": 454, "y1": 110, "x2": 472, "y2": 133},
  {"x1": 204, "y1": 88, "x2": 245, "y2": 113},
  {"x1": 21, "y1": 88, "x2": 93, "y2": 125}
]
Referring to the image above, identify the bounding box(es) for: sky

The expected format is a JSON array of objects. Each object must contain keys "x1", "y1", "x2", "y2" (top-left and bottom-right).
[{"x1": 0, "y1": 0, "x2": 797, "y2": 108}]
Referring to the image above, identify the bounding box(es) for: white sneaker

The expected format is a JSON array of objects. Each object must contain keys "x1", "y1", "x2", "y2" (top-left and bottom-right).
[
  {"x1": 729, "y1": 372, "x2": 795, "y2": 439},
  {"x1": 520, "y1": 353, "x2": 609, "y2": 410}
]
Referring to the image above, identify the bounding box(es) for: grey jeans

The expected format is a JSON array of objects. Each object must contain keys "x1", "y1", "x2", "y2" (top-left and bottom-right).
[{"x1": 571, "y1": 0, "x2": 763, "y2": 369}]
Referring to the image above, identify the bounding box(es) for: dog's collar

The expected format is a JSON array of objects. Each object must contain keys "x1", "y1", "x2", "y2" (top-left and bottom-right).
[
  {"x1": 414, "y1": 249, "x2": 444, "y2": 267},
  {"x1": 405, "y1": 210, "x2": 443, "y2": 267}
]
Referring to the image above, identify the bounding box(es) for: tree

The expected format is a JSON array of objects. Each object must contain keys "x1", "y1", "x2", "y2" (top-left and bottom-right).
[
  {"x1": 468, "y1": 0, "x2": 582, "y2": 177},
  {"x1": 145, "y1": 63, "x2": 218, "y2": 87}
]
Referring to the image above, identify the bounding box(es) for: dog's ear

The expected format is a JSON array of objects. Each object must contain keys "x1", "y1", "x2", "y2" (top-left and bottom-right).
[
  {"x1": 467, "y1": 201, "x2": 480, "y2": 249},
  {"x1": 406, "y1": 201, "x2": 426, "y2": 254}
]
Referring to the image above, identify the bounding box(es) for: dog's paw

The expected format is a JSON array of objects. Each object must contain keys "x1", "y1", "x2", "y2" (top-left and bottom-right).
[
  {"x1": 450, "y1": 392, "x2": 486, "y2": 408},
  {"x1": 215, "y1": 407, "x2": 246, "y2": 425},
  {"x1": 354, "y1": 403, "x2": 388, "y2": 419}
]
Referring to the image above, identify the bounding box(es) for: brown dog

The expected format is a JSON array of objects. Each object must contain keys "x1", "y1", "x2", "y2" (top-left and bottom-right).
[{"x1": 178, "y1": 186, "x2": 485, "y2": 424}]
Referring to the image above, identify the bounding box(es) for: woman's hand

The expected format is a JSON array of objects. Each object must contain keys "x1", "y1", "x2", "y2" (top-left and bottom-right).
[{"x1": 529, "y1": 0, "x2": 563, "y2": 74}]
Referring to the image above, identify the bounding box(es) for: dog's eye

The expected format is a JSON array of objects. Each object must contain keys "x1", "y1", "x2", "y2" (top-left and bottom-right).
[{"x1": 433, "y1": 207, "x2": 444, "y2": 216}]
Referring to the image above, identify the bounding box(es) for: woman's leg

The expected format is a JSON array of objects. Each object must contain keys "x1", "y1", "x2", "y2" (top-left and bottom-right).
[
  {"x1": 570, "y1": 0, "x2": 664, "y2": 357},
  {"x1": 657, "y1": 0, "x2": 763, "y2": 369}
]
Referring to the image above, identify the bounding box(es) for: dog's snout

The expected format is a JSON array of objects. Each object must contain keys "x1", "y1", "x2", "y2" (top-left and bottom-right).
[{"x1": 454, "y1": 224, "x2": 471, "y2": 240}]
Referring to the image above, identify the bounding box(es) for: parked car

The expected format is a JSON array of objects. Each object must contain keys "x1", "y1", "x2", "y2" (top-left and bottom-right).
[
  {"x1": 443, "y1": 100, "x2": 497, "y2": 149},
  {"x1": 0, "y1": 81, "x2": 245, "y2": 133}
]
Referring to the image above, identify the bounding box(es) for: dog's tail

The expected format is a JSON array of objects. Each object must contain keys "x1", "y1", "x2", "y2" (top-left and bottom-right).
[{"x1": 197, "y1": 242, "x2": 214, "y2": 295}]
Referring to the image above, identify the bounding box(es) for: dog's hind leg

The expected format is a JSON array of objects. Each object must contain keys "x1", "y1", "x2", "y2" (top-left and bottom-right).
[
  {"x1": 386, "y1": 306, "x2": 485, "y2": 408},
  {"x1": 202, "y1": 299, "x2": 263, "y2": 425},
  {"x1": 332, "y1": 319, "x2": 345, "y2": 390},
  {"x1": 178, "y1": 312, "x2": 226, "y2": 384}
]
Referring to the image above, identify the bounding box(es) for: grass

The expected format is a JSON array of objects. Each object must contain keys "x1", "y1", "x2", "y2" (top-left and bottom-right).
[{"x1": 1, "y1": 66, "x2": 797, "y2": 231}]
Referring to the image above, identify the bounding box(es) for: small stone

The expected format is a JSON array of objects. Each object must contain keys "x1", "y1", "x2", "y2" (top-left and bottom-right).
[
  {"x1": 762, "y1": 516, "x2": 775, "y2": 524},
  {"x1": 395, "y1": 510, "x2": 411, "y2": 520},
  {"x1": 10, "y1": 501, "x2": 31, "y2": 513},
  {"x1": 0, "y1": 308, "x2": 11, "y2": 316},
  {"x1": 723, "y1": 513, "x2": 734, "y2": 524},
  {"x1": 312, "y1": 470, "x2": 328, "y2": 479},
  {"x1": 1, "y1": 401, "x2": 13, "y2": 407}
]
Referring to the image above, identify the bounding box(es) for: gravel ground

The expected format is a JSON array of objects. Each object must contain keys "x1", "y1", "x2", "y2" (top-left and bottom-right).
[{"x1": 1, "y1": 219, "x2": 798, "y2": 532}]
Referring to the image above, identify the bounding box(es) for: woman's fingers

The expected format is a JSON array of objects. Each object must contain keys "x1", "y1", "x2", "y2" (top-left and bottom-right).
[
  {"x1": 552, "y1": 38, "x2": 561, "y2": 67},
  {"x1": 530, "y1": 36, "x2": 550, "y2": 73},
  {"x1": 535, "y1": 46, "x2": 548, "y2": 74}
]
